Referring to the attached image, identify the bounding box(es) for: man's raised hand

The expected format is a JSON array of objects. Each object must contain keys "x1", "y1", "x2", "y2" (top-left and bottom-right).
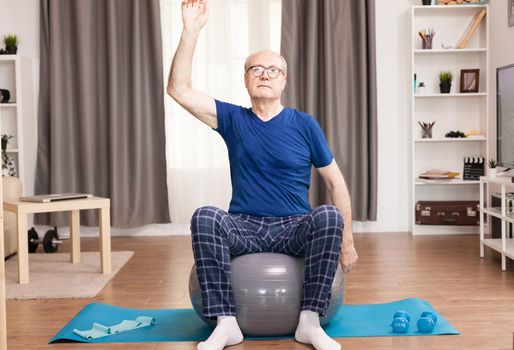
[{"x1": 181, "y1": 0, "x2": 208, "y2": 33}]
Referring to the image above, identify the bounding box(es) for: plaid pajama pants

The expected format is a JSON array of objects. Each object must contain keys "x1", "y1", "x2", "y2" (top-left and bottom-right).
[{"x1": 190, "y1": 204, "x2": 343, "y2": 318}]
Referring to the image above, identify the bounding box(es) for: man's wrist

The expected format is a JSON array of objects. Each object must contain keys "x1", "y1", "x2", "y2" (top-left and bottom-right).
[
  {"x1": 182, "y1": 26, "x2": 202, "y2": 37},
  {"x1": 342, "y1": 237, "x2": 354, "y2": 248}
]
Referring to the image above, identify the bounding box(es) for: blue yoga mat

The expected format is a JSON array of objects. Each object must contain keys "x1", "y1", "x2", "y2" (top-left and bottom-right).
[{"x1": 50, "y1": 298, "x2": 459, "y2": 343}]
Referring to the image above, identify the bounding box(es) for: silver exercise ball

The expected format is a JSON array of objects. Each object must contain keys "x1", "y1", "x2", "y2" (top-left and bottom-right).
[{"x1": 189, "y1": 252, "x2": 345, "y2": 336}]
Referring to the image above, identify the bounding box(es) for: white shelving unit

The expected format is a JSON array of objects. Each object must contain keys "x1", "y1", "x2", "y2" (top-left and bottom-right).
[
  {"x1": 480, "y1": 176, "x2": 514, "y2": 270},
  {"x1": 0, "y1": 55, "x2": 25, "y2": 186},
  {"x1": 410, "y1": 4, "x2": 490, "y2": 235},
  {"x1": 0, "y1": 111, "x2": 8, "y2": 349}
]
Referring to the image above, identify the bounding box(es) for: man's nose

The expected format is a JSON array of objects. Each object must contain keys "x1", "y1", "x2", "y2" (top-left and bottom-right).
[{"x1": 259, "y1": 72, "x2": 271, "y2": 80}]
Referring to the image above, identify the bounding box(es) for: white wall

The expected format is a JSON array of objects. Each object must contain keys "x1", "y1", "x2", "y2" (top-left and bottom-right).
[
  {"x1": 0, "y1": 0, "x2": 39, "y2": 59},
  {"x1": 489, "y1": 0, "x2": 514, "y2": 158},
  {"x1": 0, "y1": 0, "x2": 39, "y2": 200},
  {"x1": 353, "y1": 0, "x2": 418, "y2": 233},
  {"x1": 2, "y1": 0, "x2": 513, "y2": 235}
]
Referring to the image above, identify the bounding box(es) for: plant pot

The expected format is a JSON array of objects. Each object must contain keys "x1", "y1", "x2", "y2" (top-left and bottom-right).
[
  {"x1": 439, "y1": 83, "x2": 451, "y2": 94},
  {"x1": 488, "y1": 168, "x2": 497, "y2": 177},
  {"x1": 6, "y1": 46, "x2": 17, "y2": 55},
  {"x1": 1, "y1": 139, "x2": 7, "y2": 151}
]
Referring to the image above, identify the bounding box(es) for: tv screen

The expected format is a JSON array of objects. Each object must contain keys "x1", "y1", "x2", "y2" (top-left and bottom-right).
[{"x1": 497, "y1": 64, "x2": 514, "y2": 169}]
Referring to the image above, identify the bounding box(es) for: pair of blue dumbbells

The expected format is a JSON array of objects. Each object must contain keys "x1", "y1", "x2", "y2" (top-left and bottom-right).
[{"x1": 391, "y1": 310, "x2": 437, "y2": 333}]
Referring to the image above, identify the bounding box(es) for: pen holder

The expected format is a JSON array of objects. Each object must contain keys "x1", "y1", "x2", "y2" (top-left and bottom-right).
[
  {"x1": 421, "y1": 37, "x2": 433, "y2": 49},
  {"x1": 418, "y1": 121, "x2": 435, "y2": 139}
]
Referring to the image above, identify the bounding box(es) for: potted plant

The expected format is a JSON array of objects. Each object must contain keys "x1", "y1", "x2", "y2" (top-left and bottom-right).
[
  {"x1": 1, "y1": 134, "x2": 16, "y2": 176},
  {"x1": 3, "y1": 34, "x2": 19, "y2": 55},
  {"x1": 438, "y1": 71, "x2": 453, "y2": 93},
  {"x1": 488, "y1": 158, "x2": 497, "y2": 177}
]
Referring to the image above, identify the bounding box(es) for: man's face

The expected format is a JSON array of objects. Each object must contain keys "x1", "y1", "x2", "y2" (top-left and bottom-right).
[{"x1": 244, "y1": 51, "x2": 287, "y2": 101}]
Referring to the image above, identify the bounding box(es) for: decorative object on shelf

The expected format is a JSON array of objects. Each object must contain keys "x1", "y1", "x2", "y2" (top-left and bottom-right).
[
  {"x1": 506, "y1": 193, "x2": 514, "y2": 213},
  {"x1": 417, "y1": 82, "x2": 426, "y2": 94},
  {"x1": 463, "y1": 157, "x2": 484, "y2": 180},
  {"x1": 418, "y1": 121, "x2": 435, "y2": 138},
  {"x1": 459, "y1": 69, "x2": 479, "y2": 93},
  {"x1": 414, "y1": 73, "x2": 417, "y2": 93},
  {"x1": 419, "y1": 28, "x2": 435, "y2": 49},
  {"x1": 1, "y1": 134, "x2": 16, "y2": 177},
  {"x1": 438, "y1": 71, "x2": 453, "y2": 93},
  {"x1": 1, "y1": 134, "x2": 12, "y2": 152},
  {"x1": 422, "y1": 0, "x2": 432, "y2": 5},
  {"x1": 455, "y1": 9, "x2": 486, "y2": 49},
  {"x1": 0, "y1": 89, "x2": 10, "y2": 103},
  {"x1": 487, "y1": 159, "x2": 497, "y2": 177},
  {"x1": 438, "y1": 0, "x2": 489, "y2": 5},
  {"x1": 509, "y1": 0, "x2": 514, "y2": 26},
  {"x1": 2, "y1": 34, "x2": 19, "y2": 55},
  {"x1": 445, "y1": 130, "x2": 466, "y2": 138},
  {"x1": 465, "y1": 129, "x2": 484, "y2": 138}
]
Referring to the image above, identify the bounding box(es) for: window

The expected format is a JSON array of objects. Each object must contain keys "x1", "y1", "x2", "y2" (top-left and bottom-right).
[{"x1": 160, "y1": 0, "x2": 281, "y2": 223}]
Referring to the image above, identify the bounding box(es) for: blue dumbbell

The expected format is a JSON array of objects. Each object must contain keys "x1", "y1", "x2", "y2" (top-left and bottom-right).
[
  {"x1": 391, "y1": 310, "x2": 410, "y2": 333},
  {"x1": 393, "y1": 311, "x2": 411, "y2": 323},
  {"x1": 417, "y1": 311, "x2": 437, "y2": 333}
]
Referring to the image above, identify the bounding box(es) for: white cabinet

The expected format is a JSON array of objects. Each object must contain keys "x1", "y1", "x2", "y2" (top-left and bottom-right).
[
  {"x1": 480, "y1": 176, "x2": 514, "y2": 271},
  {"x1": 410, "y1": 4, "x2": 490, "y2": 235},
  {"x1": 0, "y1": 55, "x2": 25, "y2": 185}
]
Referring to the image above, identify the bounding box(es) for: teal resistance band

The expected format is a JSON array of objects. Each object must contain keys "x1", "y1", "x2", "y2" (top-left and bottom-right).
[{"x1": 73, "y1": 316, "x2": 156, "y2": 340}]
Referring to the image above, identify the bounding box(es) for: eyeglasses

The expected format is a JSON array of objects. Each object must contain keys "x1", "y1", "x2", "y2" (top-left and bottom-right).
[{"x1": 246, "y1": 65, "x2": 283, "y2": 79}]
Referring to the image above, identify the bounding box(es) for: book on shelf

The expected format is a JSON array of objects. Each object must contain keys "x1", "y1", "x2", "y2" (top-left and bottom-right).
[{"x1": 418, "y1": 170, "x2": 460, "y2": 180}]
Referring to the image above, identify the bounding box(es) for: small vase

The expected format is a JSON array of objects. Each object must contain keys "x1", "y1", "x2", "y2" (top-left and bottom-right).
[
  {"x1": 488, "y1": 168, "x2": 497, "y2": 177},
  {"x1": 0, "y1": 89, "x2": 11, "y2": 103},
  {"x1": 439, "y1": 83, "x2": 451, "y2": 94}
]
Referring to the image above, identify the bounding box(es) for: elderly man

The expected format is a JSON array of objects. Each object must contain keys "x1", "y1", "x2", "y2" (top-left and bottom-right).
[{"x1": 167, "y1": 1, "x2": 358, "y2": 349}]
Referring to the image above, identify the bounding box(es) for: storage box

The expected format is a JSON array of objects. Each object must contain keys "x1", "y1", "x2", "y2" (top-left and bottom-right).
[{"x1": 415, "y1": 201, "x2": 479, "y2": 225}]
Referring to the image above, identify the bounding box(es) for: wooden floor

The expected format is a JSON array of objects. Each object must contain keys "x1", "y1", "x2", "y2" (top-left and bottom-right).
[{"x1": 5, "y1": 232, "x2": 514, "y2": 350}]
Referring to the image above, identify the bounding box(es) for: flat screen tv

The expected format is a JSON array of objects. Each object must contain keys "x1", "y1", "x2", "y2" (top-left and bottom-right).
[{"x1": 497, "y1": 63, "x2": 514, "y2": 169}]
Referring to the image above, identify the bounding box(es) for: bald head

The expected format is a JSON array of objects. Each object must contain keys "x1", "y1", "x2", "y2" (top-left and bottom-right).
[{"x1": 244, "y1": 50, "x2": 287, "y2": 76}]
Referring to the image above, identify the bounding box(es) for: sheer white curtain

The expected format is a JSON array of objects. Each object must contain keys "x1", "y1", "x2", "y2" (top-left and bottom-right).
[{"x1": 161, "y1": 0, "x2": 282, "y2": 226}]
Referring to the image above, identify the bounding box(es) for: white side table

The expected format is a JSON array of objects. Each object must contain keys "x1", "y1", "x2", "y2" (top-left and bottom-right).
[
  {"x1": 479, "y1": 176, "x2": 514, "y2": 270},
  {"x1": 3, "y1": 197, "x2": 111, "y2": 284}
]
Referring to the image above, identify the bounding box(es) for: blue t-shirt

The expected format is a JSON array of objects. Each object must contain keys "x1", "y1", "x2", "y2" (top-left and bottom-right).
[{"x1": 214, "y1": 99, "x2": 333, "y2": 217}]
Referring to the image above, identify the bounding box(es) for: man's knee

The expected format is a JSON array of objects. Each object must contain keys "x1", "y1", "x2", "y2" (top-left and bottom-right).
[
  {"x1": 311, "y1": 205, "x2": 344, "y2": 232},
  {"x1": 190, "y1": 206, "x2": 225, "y2": 235}
]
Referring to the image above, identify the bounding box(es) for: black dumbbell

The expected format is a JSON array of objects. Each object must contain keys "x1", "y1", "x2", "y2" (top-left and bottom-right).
[
  {"x1": 28, "y1": 227, "x2": 39, "y2": 253},
  {"x1": 27, "y1": 226, "x2": 65, "y2": 253}
]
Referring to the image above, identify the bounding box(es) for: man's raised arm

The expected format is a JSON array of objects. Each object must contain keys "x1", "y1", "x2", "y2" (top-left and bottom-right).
[{"x1": 167, "y1": 0, "x2": 217, "y2": 129}]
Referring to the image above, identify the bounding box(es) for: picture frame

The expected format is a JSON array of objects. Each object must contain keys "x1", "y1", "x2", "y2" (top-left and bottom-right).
[
  {"x1": 459, "y1": 69, "x2": 479, "y2": 93},
  {"x1": 510, "y1": 0, "x2": 514, "y2": 27}
]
